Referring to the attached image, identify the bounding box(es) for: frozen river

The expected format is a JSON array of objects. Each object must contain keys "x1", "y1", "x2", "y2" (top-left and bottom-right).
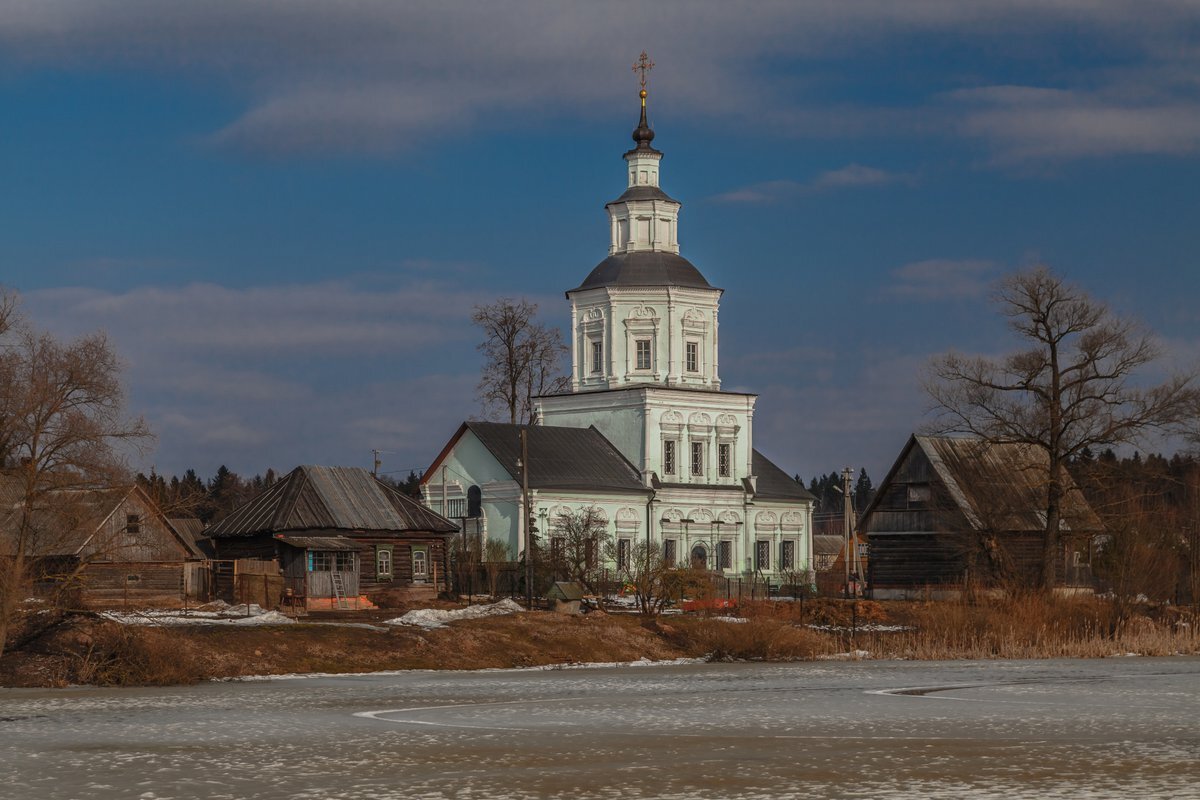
[{"x1": 2, "y1": 657, "x2": 1198, "y2": 799}]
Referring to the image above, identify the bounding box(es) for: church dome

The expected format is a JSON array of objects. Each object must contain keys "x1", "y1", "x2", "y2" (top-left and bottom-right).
[{"x1": 570, "y1": 251, "x2": 715, "y2": 293}]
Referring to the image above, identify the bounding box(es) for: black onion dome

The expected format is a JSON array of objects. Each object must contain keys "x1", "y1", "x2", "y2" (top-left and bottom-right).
[
  {"x1": 569, "y1": 251, "x2": 717, "y2": 293},
  {"x1": 628, "y1": 89, "x2": 660, "y2": 154}
]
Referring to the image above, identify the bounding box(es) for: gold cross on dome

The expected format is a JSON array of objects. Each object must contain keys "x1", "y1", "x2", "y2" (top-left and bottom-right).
[{"x1": 632, "y1": 50, "x2": 654, "y2": 90}]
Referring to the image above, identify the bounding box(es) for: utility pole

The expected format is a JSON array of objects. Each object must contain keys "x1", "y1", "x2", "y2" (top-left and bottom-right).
[
  {"x1": 371, "y1": 449, "x2": 382, "y2": 478},
  {"x1": 520, "y1": 428, "x2": 534, "y2": 610},
  {"x1": 842, "y1": 466, "x2": 854, "y2": 599}
]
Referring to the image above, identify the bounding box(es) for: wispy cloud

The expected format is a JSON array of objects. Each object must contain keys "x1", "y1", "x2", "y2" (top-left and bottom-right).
[
  {"x1": 948, "y1": 84, "x2": 1200, "y2": 163},
  {"x1": 883, "y1": 259, "x2": 995, "y2": 301},
  {"x1": 712, "y1": 164, "x2": 907, "y2": 204}
]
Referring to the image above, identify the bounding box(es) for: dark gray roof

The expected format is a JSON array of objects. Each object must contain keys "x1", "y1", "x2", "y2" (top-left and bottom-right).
[
  {"x1": 465, "y1": 423, "x2": 648, "y2": 493},
  {"x1": 752, "y1": 450, "x2": 816, "y2": 502},
  {"x1": 610, "y1": 185, "x2": 677, "y2": 204},
  {"x1": 547, "y1": 581, "x2": 586, "y2": 601},
  {"x1": 208, "y1": 465, "x2": 457, "y2": 538},
  {"x1": 570, "y1": 252, "x2": 716, "y2": 293}
]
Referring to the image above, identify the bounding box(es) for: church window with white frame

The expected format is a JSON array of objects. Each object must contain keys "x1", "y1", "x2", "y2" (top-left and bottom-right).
[
  {"x1": 663, "y1": 439, "x2": 676, "y2": 475},
  {"x1": 635, "y1": 338, "x2": 652, "y2": 370},
  {"x1": 663, "y1": 538, "x2": 677, "y2": 567},
  {"x1": 690, "y1": 441, "x2": 704, "y2": 476},
  {"x1": 718, "y1": 443, "x2": 731, "y2": 477},
  {"x1": 780, "y1": 540, "x2": 795, "y2": 571},
  {"x1": 617, "y1": 539, "x2": 631, "y2": 571},
  {"x1": 591, "y1": 340, "x2": 603, "y2": 374},
  {"x1": 685, "y1": 341, "x2": 699, "y2": 373},
  {"x1": 755, "y1": 540, "x2": 770, "y2": 571},
  {"x1": 718, "y1": 540, "x2": 732, "y2": 571}
]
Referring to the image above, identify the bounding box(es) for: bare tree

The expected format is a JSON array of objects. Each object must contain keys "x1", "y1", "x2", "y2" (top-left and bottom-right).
[
  {"x1": 473, "y1": 298, "x2": 569, "y2": 424},
  {"x1": 482, "y1": 538, "x2": 509, "y2": 598},
  {"x1": 546, "y1": 507, "x2": 612, "y2": 601},
  {"x1": 605, "y1": 538, "x2": 681, "y2": 616},
  {"x1": 0, "y1": 299, "x2": 152, "y2": 656},
  {"x1": 925, "y1": 266, "x2": 1196, "y2": 589}
]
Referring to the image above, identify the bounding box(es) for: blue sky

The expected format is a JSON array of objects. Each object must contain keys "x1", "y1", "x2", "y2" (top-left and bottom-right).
[{"x1": 2, "y1": 1, "x2": 1198, "y2": 484}]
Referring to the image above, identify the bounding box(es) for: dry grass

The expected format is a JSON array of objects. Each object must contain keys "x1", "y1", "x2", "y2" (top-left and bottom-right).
[
  {"x1": 856, "y1": 594, "x2": 1199, "y2": 660},
  {"x1": 680, "y1": 617, "x2": 826, "y2": 661},
  {"x1": 2, "y1": 596, "x2": 1196, "y2": 687}
]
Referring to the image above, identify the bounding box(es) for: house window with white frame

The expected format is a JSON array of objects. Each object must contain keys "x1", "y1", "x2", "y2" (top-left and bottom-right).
[
  {"x1": 690, "y1": 441, "x2": 704, "y2": 477},
  {"x1": 718, "y1": 443, "x2": 731, "y2": 478},
  {"x1": 376, "y1": 547, "x2": 393, "y2": 581},
  {"x1": 685, "y1": 341, "x2": 699, "y2": 373},
  {"x1": 635, "y1": 338, "x2": 652, "y2": 370},
  {"x1": 663, "y1": 439, "x2": 676, "y2": 475},
  {"x1": 591, "y1": 340, "x2": 603, "y2": 374}
]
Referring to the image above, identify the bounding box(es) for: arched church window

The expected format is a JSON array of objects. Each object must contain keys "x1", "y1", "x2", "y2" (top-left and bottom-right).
[{"x1": 467, "y1": 485, "x2": 482, "y2": 518}]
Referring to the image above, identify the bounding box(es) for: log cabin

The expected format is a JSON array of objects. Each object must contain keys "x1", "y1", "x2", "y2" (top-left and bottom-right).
[{"x1": 207, "y1": 465, "x2": 457, "y2": 609}]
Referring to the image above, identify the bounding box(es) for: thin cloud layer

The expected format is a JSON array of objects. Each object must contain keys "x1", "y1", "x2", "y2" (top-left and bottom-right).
[
  {"x1": 713, "y1": 164, "x2": 906, "y2": 204},
  {"x1": 950, "y1": 85, "x2": 1200, "y2": 162},
  {"x1": 884, "y1": 259, "x2": 995, "y2": 301},
  {"x1": 20, "y1": 279, "x2": 500, "y2": 475},
  {"x1": 2, "y1": 1, "x2": 1198, "y2": 161}
]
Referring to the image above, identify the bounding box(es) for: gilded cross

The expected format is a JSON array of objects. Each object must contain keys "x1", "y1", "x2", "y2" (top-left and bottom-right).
[{"x1": 632, "y1": 50, "x2": 654, "y2": 90}]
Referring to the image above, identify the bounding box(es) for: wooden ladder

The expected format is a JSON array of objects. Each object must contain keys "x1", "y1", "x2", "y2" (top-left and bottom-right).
[{"x1": 330, "y1": 571, "x2": 350, "y2": 610}]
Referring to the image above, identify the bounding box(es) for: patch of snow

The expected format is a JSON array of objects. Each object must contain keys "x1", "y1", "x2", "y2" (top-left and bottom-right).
[
  {"x1": 816, "y1": 649, "x2": 872, "y2": 661},
  {"x1": 384, "y1": 599, "x2": 525, "y2": 629},
  {"x1": 225, "y1": 655, "x2": 709, "y2": 681},
  {"x1": 806, "y1": 623, "x2": 913, "y2": 633},
  {"x1": 98, "y1": 607, "x2": 296, "y2": 627},
  {"x1": 711, "y1": 616, "x2": 748, "y2": 624}
]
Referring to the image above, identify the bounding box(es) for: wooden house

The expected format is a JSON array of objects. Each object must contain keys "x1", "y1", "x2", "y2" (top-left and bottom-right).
[
  {"x1": 207, "y1": 465, "x2": 457, "y2": 609},
  {"x1": 0, "y1": 478, "x2": 204, "y2": 606},
  {"x1": 859, "y1": 435, "x2": 1103, "y2": 598}
]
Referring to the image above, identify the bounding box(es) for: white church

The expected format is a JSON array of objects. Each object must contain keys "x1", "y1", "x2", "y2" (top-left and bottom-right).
[{"x1": 422, "y1": 77, "x2": 815, "y2": 579}]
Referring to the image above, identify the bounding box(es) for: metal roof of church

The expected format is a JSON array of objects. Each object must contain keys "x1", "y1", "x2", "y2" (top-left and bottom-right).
[
  {"x1": 207, "y1": 465, "x2": 457, "y2": 537},
  {"x1": 463, "y1": 422, "x2": 649, "y2": 493},
  {"x1": 752, "y1": 450, "x2": 818, "y2": 502},
  {"x1": 570, "y1": 251, "x2": 716, "y2": 293}
]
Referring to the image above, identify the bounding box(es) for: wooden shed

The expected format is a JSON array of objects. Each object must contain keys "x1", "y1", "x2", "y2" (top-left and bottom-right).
[
  {"x1": 208, "y1": 465, "x2": 457, "y2": 609},
  {"x1": 546, "y1": 581, "x2": 585, "y2": 614},
  {"x1": 860, "y1": 435, "x2": 1103, "y2": 598}
]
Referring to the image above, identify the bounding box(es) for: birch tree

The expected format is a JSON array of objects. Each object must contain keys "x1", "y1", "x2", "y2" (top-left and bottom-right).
[{"x1": 925, "y1": 266, "x2": 1196, "y2": 589}]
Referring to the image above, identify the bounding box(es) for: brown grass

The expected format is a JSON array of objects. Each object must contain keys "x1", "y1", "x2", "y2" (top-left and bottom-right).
[
  {"x1": 854, "y1": 594, "x2": 1199, "y2": 660},
  {"x1": 677, "y1": 617, "x2": 826, "y2": 661},
  {"x1": 2, "y1": 596, "x2": 1196, "y2": 687}
]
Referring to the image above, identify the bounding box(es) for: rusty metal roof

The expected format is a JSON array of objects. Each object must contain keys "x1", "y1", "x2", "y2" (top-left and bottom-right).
[
  {"x1": 207, "y1": 465, "x2": 458, "y2": 538},
  {"x1": 915, "y1": 436, "x2": 1101, "y2": 533}
]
